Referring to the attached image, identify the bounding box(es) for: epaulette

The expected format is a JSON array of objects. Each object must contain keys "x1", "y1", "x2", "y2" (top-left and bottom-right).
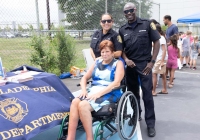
[{"x1": 140, "y1": 18, "x2": 150, "y2": 22}]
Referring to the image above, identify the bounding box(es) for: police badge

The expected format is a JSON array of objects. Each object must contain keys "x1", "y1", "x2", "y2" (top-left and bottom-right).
[
  {"x1": 150, "y1": 22, "x2": 156, "y2": 30},
  {"x1": 0, "y1": 98, "x2": 28, "y2": 123}
]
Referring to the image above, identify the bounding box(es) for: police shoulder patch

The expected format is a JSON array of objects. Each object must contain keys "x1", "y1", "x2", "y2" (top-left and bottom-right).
[
  {"x1": 117, "y1": 35, "x2": 122, "y2": 43},
  {"x1": 150, "y1": 22, "x2": 156, "y2": 30}
]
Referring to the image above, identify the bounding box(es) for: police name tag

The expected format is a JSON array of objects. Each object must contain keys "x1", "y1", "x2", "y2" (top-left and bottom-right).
[{"x1": 139, "y1": 30, "x2": 146, "y2": 32}]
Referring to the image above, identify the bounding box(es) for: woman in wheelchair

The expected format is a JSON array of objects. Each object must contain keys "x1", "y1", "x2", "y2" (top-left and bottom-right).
[{"x1": 67, "y1": 40, "x2": 124, "y2": 140}]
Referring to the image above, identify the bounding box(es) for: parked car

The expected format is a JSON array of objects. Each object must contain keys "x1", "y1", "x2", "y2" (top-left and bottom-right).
[
  {"x1": 5, "y1": 32, "x2": 15, "y2": 38},
  {"x1": 21, "y1": 33, "x2": 31, "y2": 38},
  {"x1": 69, "y1": 33, "x2": 79, "y2": 38}
]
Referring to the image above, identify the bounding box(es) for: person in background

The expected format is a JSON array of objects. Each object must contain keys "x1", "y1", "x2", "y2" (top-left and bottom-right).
[
  {"x1": 190, "y1": 36, "x2": 200, "y2": 70},
  {"x1": 163, "y1": 15, "x2": 179, "y2": 44},
  {"x1": 181, "y1": 31, "x2": 192, "y2": 67},
  {"x1": 90, "y1": 13, "x2": 123, "y2": 60},
  {"x1": 152, "y1": 24, "x2": 168, "y2": 96},
  {"x1": 177, "y1": 32, "x2": 183, "y2": 69},
  {"x1": 163, "y1": 15, "x2": 179, "y2": 80},
  {"x1": 167, "y1": 35, "x2": 179, "y2": 88}
]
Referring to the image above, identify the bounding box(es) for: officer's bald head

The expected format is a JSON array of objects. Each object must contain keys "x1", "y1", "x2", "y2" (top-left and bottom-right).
[{"x1": 124, "y1": 2, "x2": 136, "y2": 11}]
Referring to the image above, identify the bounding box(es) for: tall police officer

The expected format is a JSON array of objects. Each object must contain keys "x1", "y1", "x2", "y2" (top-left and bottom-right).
[
  {"x1": 90, "y1": 13, "x2": 123, "y2": 60},
  {"x1": 119, "y1": 2, "x2": 160, "y2": 137}
]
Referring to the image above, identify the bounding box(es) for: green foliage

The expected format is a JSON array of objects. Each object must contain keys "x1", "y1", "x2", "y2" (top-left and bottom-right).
[
  {"x1": 30, "y1": 29, "x2": 76, "y2": 75},
  {"x1": 5, "y1": 25, "x2": 11, "y2": 32},
  {"x1": 18, "y1": 24, "x2": 23, "y2": 32},
  {"x1": 52, "y1": 28, "x2": 76, "y2": 73},
  {"x1": 30, "y1": 36, "x2": 56, "y2": 73},
  {"x1": 162, "y1": 25, "x2": 168, "y2": 32},
  {"x1": 28, "y1": 24, "x2": 34, "y2": 31},
  {"x1": 40, "y1": 23, "x2": 44, "y2": 30},
  {"x1": 57, "y1": 0, "x2": 152, "y2": 29}
]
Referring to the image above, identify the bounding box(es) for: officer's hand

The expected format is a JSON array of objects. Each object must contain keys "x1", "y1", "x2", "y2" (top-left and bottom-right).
[
  {"x1": 125, "y1": 58, "x2": 136, "y2": 68},
  {"x1": 142, "y1": 62, "x2": 154, "y2": 75}
]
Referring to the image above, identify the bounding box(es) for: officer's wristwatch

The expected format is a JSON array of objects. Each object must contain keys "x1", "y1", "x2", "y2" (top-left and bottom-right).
[{"x1": 151, "y1": 60, "x2": 155, "y2": 64}]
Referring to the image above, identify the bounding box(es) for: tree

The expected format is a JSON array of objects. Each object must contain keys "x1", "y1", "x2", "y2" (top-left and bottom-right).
[
  {"x1": 57, "y1": 0, "x2": 152, "y2": 30},
  {"x1": 18, "y1": 24, "x2": 24, "y2": 32},
  {"x1": 28, "y1": 24, "x2": 34, "y2": 31},
  {"x1": 5, "y1": 25, "x2": 11, "y2": 32},
  {"x1": 40, "y1": 23, "x2": 44, "y2": 30}
]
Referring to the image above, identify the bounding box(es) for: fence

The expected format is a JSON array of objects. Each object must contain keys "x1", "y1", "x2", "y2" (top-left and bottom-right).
[{"x1": 0, "y1": 0, "x2": 156, "y2": 72}]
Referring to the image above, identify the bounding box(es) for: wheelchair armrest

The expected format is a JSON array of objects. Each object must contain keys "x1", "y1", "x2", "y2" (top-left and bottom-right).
[
  {"x1": 77, "y1": 80, "x2": 92, "y2": 86},
  {"x1": 112, "y1": 85, "x2": 126, "y2": 91}
]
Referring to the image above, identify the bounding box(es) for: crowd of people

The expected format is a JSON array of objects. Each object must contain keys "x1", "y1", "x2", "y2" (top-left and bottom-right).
[
  {"x1": 66, "y1": 2, "x2": 200, "y2": 140},
  {"x1": 152, "y1": 15, "x2": 200, "y2": 96}
]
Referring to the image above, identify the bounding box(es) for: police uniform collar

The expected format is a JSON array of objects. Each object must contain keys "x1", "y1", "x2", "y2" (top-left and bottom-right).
[
  {"x1": 124, "y1": 17, "x2": 143, "y2": 28},
  {"x1": 100, "y1": 28, "x2": 113, "y2": 35}
]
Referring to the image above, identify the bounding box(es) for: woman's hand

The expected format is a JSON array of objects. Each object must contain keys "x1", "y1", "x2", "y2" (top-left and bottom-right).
[
  {"x1": 160, "y1": 61, "x2": 165, "y2": 67},
  {"x1": 86, "y1": 93, "x2": 101, "y2": 101},
  {"x1": 78, "y1": 90, "x2": 88, "y2": 99}
]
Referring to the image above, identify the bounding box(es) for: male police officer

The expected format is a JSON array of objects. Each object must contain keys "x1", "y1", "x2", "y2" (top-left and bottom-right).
[{"x1": 119, "y1": 2, "x2": 160, "y2": 137}]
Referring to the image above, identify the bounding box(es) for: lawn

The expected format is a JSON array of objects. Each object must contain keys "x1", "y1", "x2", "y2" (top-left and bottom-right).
[{"x1": 0, "y1": 38, "x2": 90, "y2": 72}]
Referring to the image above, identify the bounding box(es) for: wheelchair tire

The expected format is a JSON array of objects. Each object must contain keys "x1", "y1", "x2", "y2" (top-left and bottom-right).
[{"x1": 116, "y1": 91, "x2": 139, "y2": 140}]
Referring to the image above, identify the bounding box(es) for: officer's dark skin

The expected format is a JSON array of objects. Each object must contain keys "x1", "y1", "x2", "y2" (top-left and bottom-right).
[{"x1": 122, "y1": 3, "x2": 160, "y2": 75}]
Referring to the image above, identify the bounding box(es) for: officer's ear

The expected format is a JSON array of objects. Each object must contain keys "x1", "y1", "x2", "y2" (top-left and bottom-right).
[{"x1": 134, "y1": 8, "x2": 137, "y2": 12}]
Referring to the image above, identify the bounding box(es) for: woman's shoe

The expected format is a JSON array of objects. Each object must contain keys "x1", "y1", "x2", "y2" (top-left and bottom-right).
[{"x1": 168, "y1": 83, "x2": 173, "y2": 88}]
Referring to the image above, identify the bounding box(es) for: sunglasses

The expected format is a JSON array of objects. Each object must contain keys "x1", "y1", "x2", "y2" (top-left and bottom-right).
[
  {"x1": 124, "y1": 9, "x2": 134, "y2": 14},
  {"x1": 101, "y1": 19, "x2": 112, "y2": 24}
]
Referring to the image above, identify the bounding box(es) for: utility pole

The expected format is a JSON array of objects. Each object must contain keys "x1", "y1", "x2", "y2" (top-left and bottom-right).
[
  {"x1": 105, "y1": 0, "x2": 108, "y2": 13},
  {"x1": 139, "y1": 0, "x2": 141, "y2": 18},
  {"x1": 46, "y1": 0, "x2": 51, "y2": 37},
  {"x1": 35, "y1": 0, "x2": 40, "y2": 34},
  {"x1": 152, "y1": 2, "x2": 160, "y2": 23}
]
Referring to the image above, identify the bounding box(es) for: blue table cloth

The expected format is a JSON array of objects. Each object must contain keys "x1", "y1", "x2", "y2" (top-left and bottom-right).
[{"x1": 0, "y1": 66, "x2": 74, "y2": 140}]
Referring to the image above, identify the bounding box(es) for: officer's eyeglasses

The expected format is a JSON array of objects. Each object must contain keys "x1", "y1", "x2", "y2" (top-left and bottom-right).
[
  {"x1": 124, "y1": 9, "x2": 134, "y2": 14},
  {"x1": 101, "y1": 19, "x2": 112, "y2": 24}
]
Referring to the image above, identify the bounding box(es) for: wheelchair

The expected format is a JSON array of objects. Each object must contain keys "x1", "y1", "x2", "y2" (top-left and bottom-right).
[{"x1": 57, "y1": 82, "x2": 139, "y2": 140}]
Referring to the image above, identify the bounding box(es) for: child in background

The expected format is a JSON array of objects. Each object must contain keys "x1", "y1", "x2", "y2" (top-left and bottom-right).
[
  {"x1": 190, "y1": 36, "x2": 200, "y2": 70},
  {"x1": 167, "y1": 35, "x2": 179, "y2": 88},
  {"x1": 181, "y1": 31, "x2": 192, "y2": 67},
  {"x1": 177, "y1": 33, "x2": 183, "y2": 69},
  {"x1": 152, "y1": 24, "x2": 168, "y2": 95}
]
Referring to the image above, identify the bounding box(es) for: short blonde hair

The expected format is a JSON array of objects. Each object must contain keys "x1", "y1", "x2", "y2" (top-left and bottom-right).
[
  {"x1": 186, "y1": 30, "x2": 192, "y2": 35},
  {"x1": 194, "y1": 36, "x2": 198, "y2": 40}
]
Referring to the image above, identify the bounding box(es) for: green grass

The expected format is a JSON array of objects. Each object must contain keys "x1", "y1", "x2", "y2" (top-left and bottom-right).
[{"x1": 0, "y1": 38, "x2": 90, "y2": 72}]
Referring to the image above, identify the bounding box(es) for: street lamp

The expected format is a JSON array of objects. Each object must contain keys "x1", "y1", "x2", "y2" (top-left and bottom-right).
[{"x1": 152, "y1": 2, "x2": 160, "y2": 23}]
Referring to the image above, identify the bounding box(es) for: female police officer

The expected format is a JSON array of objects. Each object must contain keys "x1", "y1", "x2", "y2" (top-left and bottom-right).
[{"x1": 90, "y1": 13, "x2": 123, "y2": 60}]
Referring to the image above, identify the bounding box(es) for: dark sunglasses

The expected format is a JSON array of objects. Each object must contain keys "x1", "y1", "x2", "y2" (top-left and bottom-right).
[
  {"x1": 101, "y1": 19, "x2": 112, "y2": 24},
  {"x1": 124, "y1": 9, "x2": 134, "y2": 14}
]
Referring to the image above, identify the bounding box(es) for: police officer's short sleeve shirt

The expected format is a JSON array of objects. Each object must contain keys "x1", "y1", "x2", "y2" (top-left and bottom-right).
[
  {"x1": 90, "y1": 29, "x2": 123, "y2": 58},
  {"x1": 119, "y1": 17, "x2": 160, "y2": 62}
]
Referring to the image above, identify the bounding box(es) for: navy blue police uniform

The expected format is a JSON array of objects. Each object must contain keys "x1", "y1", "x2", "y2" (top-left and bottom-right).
[
  {"x1": 90, "y1": 29, "x2": 123, "y2": 58},
  {"x1": 119, "y1": 17, "x2": 160, "y2": 128}
]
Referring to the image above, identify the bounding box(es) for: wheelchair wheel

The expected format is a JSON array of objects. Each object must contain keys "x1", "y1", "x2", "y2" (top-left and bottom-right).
[{"x1": 116, "y1": 91, "x2": 139, "y2": 140}]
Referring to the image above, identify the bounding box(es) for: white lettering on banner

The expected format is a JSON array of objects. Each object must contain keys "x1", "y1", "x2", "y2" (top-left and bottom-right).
[{"x1": 0, "y1": 112, "x2": 69, "y2": 139}]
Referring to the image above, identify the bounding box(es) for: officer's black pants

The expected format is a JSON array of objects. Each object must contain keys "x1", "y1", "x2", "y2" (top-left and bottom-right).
[{"x1": 126, "y1": 61, "x2": 155, "y2": 128}]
